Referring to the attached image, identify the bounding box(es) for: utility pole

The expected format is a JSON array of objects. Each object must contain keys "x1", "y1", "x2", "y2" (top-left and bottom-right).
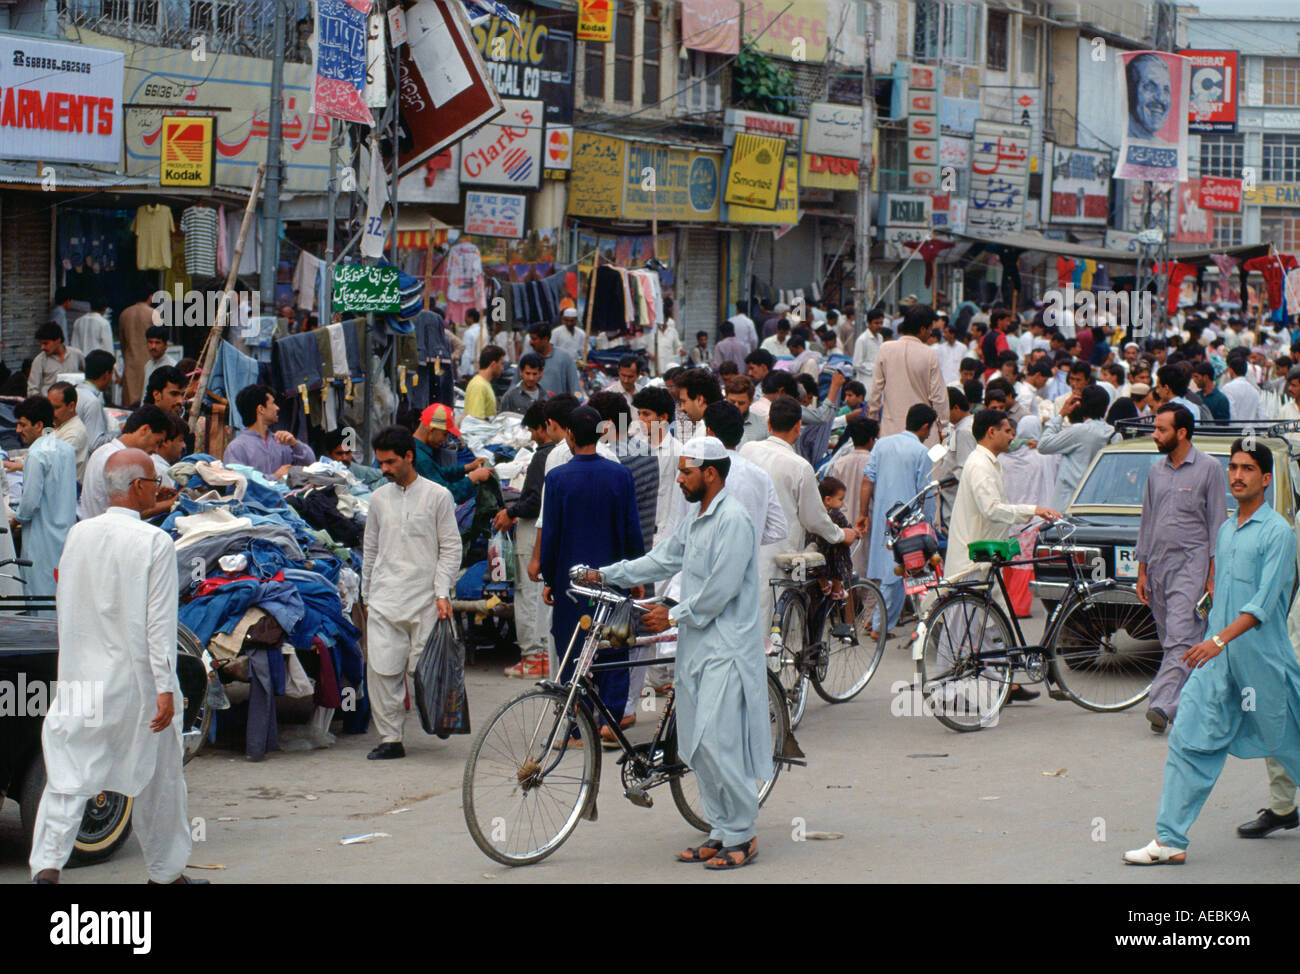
[
  {"x1": 260, "y1": 0, "x2": 287, "y2": 317},
  {"x1": 853, "y1": 1, "x2": 876, "y2": 332}
]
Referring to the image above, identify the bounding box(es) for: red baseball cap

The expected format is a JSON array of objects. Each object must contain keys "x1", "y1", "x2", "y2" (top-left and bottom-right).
[{"x1": 420, "y1": 403, "x2": 461, "y2": 437}]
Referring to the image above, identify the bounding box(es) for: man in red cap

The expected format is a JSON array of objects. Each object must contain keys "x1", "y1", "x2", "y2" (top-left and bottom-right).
[{"x1": 412, "y1": 403, "x2": 493, "y2": 504}]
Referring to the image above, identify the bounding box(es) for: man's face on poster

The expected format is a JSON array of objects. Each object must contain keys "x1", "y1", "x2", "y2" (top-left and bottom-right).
[{"x1": 1129, "y1": 56, "x2": 1172, "y2": 140}]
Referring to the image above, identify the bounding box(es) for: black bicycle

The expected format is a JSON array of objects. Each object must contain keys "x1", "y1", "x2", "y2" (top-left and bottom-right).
[
  {"x1": 916, "y1": 518, "x2": 1161, "y2": 732},
  {"x1": 462, "y1": 566, "x2": 799, "y2": 866}
]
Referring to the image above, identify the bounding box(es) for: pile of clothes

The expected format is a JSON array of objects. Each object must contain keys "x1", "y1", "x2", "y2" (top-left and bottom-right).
[{"x1": 164, "y1": 454, "x2": 372, "y2": 759}]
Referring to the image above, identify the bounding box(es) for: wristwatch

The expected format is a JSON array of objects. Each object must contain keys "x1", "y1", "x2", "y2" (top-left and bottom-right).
[
  {"x1": 1211, "y1": 634, "x2": 1226, "y2": 649},
  {"x1": 667, "y1": 609, "x2": 677, "y2": 628}
]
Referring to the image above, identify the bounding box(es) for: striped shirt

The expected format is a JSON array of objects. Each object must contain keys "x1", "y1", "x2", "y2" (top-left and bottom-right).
[
  {"x1": 614, "y1": 437, "x2": 660, "y2": 549},
  {"x1": 181, "y1": 206, "x2": 218, "y2": 278}
]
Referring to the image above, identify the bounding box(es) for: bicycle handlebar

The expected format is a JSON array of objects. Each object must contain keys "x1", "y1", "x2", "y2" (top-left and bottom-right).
[{"x1": 567, "y1": 565, "x2": 663, "y2": 613}]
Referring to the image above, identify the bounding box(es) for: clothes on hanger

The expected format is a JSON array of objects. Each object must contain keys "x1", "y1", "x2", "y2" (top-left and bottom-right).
[
  {"x1": 446, "y1": 238, "x2": 486, "y2": 324},
  {"x1": 181, "y1": 206, "x2": 219, "y2": 278},
  {"x1": 131, "y1": 204, "x2": 175, "y2": 269},
  {"x1": 1243, "y1": 253, "x2": 1299, "y2": 310},
  {"x1": 293, "y1": 251, "x2": 324, "y2": 312}
]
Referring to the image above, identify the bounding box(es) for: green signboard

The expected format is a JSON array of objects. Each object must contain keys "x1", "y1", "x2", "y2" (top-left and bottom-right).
[{"x1": 333, "y1": 264, "x2": 401, "y2": 313}]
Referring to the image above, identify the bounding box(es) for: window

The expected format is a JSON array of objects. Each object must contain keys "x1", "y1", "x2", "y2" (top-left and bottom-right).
[
  {"x1": 135, "y1": 0, "x2": 157, "y2": 23},
  {"x1": 101, "y1": 0, "x2": 128, "y2": 18},
  {"x1": 643, "y1": 3, "x2": 661, "y2": 107},
  {"x1": 1199, "y1": 134, "x2": 1244, "y2": 178},
  {"x1": 584, "y1": 42, "x2": 604, "y2": 99},
  {"x1": 1212, "y1": 213, "x2": 1242, "y2": 249},
  {"x1": 985, "y1": 10, "x2": 1008, "y2": 71},
  {"x1": 1021, "y1": 24, "x2": 1039, "y2": 76},
  {"x1": 614, "y1": 0, "x2": 635, "y2": 103},
  {"x1": 216, "y1": 1, "x2": 236, "y2": 33},
  {"x1": 942, "y1": 2, "x2": 978, "y2": 63},
  {"x1": 880, "y1": 134, "x2": 909, "y2": 192},
  {"x1": 1263, "y1": 134, "x2": 1300, "y2": 182},
  {"x1": 1263, "y1": 58, "x2": 1300, "y2": 107},
  {"x1": 190, "y1": 0, "x2": 211, "y2": 31},
  {"x1": 1261, "y1": 210, "x2": 1300, "y2": 253}
]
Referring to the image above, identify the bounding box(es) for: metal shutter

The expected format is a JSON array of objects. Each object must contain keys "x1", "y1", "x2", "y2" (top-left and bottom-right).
[
  {"x1": 0, "y1": 192, "x2": 53, "y2": 358},
  {"x1": 680, "y1": 228, "x2": 720, "y2": 345}
]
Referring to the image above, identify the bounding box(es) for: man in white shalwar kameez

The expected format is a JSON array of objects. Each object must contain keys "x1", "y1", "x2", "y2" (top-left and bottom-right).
[
  {"x1": 594, "y1": 437, "x2": 772, "y2": 869},
  {"x1": 362, "y1": 426, "x2": 462, "y2": 759},
  {"x1": 31, "y1": 449, "x2": 202, "y2": 884}
]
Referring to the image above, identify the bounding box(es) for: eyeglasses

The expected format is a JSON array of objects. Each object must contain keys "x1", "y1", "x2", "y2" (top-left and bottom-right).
[{"x1": 132, "y1": 476, "x2": 162, "y2": 488}]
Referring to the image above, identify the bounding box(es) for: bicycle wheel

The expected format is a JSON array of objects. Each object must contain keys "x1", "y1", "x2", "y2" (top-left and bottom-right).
[
  {"x1": 462, "y1": 686, "x2": 600, "y2": 866},
  {"x1": 773, "y1": 593, "x2": 810, "y2": 729},
  {"x1": 812, "y1": 579, "x2": 888, "y2": 703},
  {"x1": 1049, "y1": 593, "x2": 1162, "y2": 712},
  {"x1": 668, "y1": 673, "x2": 789, "y2": 832},
  {"x1": 918, "y1": 592, "x2": 1014, "y2": 732}
]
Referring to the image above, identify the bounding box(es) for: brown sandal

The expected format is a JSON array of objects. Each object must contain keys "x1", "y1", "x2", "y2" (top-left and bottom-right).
[
  {"x1": 677, "y1": 839, "x2": 724, "y2": 863},
  {"x1": 704, "y1": 837, "x2": 758, "y2": 869}
]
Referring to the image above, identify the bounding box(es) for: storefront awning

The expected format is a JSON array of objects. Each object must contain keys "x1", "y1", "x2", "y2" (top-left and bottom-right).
[
  {"x1": 939, "y1": 227, "x2": 1272, "y2": 266},
  {"x1": 394, "y1": 214, "x2": 453, "y2": 251},
  {"x1": 0, "y1": 161, "x2": 152, "y2": 190}
]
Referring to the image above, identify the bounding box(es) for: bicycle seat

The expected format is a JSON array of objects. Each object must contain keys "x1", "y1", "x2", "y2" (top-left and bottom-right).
[
  {"x1": 773, "y1": 552, "x2": 826, "y2": 573},
  {"x1": 967, "y1": 539, "x2": 1020, "y2": 563}
]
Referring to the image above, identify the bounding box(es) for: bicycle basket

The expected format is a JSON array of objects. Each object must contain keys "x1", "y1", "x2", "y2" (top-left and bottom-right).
[{"x1": 967, "y1": 539, "x2": 1020, "y2": 563}]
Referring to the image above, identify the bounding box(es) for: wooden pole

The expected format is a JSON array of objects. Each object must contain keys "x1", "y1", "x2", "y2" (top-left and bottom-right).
[{"x1": 188, "y1": 162, "x2": 266, "y2": 433}]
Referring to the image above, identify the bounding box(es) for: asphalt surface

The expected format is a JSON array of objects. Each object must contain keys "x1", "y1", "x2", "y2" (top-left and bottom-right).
[{"x1": 1, "y1": 614, "x2": 1296, "y2": 884}]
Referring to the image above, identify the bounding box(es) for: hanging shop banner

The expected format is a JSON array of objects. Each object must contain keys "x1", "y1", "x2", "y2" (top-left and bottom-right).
[
  {"x1": 472, "y1": 2, "x2": 576, "y2": 124},
  {"x1": 681, "y1": 0, "x2": 741, "y2": 55},
  {"x1": 804, "y1": 102, "x2": 861, "y2": 158},
  {"x1": 158, "y1": 115, "x2": 215, "y2": 187},
  {"x1": 800, "y1": 151, "x2": 858, "y2": 191},
  {"x1": 1040, "y1": 142, "x2": 1110, "y2": 226},
  {"x1": 459, "y1": 98, "x2": 543, "y2": 189},
  {"x1": 577, "y1": 0, "x2": 614, "y2": 41},
  {"x1": 0, "y1": 34, "x2": 125, "y2": 166},
  {"x1": 1115, "y1": 50, "x2": 1190, "y2": 183},
  {"x1": 333, "y1": 264, "x2": 401, "y2": 313},
  {"x1": 727, "y1": 153, "x2": 798, "y2": 225},
  {"x1": 624, "y1": 142, "x2": 722, "y2": 221},
  {"x1": 1200, "y1": 175, "x2": 1243, "y2": 212},
  {"x1": 465, "y1": 190, "x2": 526, "y2": 237},
  {"x1": 397, "y1": 0, "x2": 504, "y2": 178},
  {"x1": 567, "y1": 132, "x2": 627, "y2": 218},
  {"x1": 1184, "y1": 49, "x2": 1238, "y2": 134},
  {"x1": 741, "y1": 0, "x2": 827, "y2": 63},
  {"x1": 969, "y1": 120, "x2": 1030, "y2": 235},
  {"x1": 310, "y1": 0, "x2": 374, "y2": 126},
  {"x1": 723, "y1": 132, "x2": 786, "y2": 209},
  {"x1": 1173, "y1": 178, "x2": 1214, "y2": 244}
]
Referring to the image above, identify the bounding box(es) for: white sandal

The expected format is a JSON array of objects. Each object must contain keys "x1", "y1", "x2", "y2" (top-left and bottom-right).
[{"x1": 1123, "y1": 839, "x2": 1187, "y2": 865}]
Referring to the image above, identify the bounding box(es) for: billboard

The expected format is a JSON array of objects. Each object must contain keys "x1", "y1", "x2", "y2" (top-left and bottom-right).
[
  {"x1": 458, "y1": 98, "x2": 544, "y2": 189},
  {"x1": 1040, "y1": 143, "x2": 1110, "y2": 226},
  {"x1": 969, "y1": 120, "x2": 1030, "y2": 235},
  {"x1": 472, "y1": 2, "x2": 576, "y2": 124},
  {"x1": 1183, "y1": 49, "x2": 1238, "y2": 134},
  {"x1": 1115, "y1": 50, "x2": 1190, "y2": 182}
]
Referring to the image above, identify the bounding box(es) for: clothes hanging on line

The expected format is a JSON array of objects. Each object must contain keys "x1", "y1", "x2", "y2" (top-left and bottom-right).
[
  {"x1": 446, "y1": 239, "x2": 486, "y2": 323},
  {"x1": 293, "y1": 252, "x2": 324, "y2": 312},
  {"x1": 1243, "y1": 253, "x2": 1299, "y2": 310}
]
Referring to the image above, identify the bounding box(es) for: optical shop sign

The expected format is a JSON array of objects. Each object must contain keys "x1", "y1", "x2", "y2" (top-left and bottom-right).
[
  {"x1": 0, "y1": 34, "x2": 125, "y2": 164},
  {"x1": 333, "y1": 264, "x2": 401, "y2": 313}
]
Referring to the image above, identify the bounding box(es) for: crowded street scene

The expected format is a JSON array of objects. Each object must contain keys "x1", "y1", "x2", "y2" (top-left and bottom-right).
[{"x1": 1, "y1": 0, "x2": 1299, "y2": 942}]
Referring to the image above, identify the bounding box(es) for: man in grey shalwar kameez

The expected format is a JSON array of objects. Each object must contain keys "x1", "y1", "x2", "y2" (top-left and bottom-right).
[
  {"x1": 593, "y1": 436, "x2": 771, "y2": 869},
  {"x1": 1136, "y1": 405, "x2": 1226, "y2": 733}
]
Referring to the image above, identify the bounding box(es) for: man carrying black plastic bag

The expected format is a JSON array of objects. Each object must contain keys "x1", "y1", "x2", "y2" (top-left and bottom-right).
[{"x1": 414, "y1": 618, "x2": 471, "y2": 737}]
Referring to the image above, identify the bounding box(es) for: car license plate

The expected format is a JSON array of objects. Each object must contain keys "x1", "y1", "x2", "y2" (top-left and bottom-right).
[{"x1": 1114, "y1": 546, "x2": 1138, "y2": 580}]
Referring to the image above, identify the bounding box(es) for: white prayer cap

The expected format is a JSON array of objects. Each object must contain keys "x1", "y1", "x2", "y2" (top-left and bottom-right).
[{"x1": 681, "y1": 435, "x2": 728, "y2": 465}]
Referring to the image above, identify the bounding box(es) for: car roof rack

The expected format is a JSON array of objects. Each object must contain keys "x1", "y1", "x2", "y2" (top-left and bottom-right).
[{"x1": 1113, "y1": 416, "x2": 1300, "y2": 446}]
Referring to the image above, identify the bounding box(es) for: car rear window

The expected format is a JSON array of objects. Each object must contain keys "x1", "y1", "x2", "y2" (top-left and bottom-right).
[{"x1": 1071, "y1": 452, "x2": 1274, "y2": 510}]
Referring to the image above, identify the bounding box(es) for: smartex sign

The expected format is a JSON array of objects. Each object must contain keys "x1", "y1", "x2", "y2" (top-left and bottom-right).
[{"x1": 0, "y1": 34, "x2": 125, "y2": 165}]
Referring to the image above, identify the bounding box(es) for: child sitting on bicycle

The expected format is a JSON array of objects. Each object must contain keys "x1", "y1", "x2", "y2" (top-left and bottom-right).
[{"x1": 807, "y1": 477, "x2": 853, "y2": 601}]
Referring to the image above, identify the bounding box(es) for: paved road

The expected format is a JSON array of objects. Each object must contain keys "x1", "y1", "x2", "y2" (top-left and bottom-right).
[{"x1": 2, "y1": 621, "x2": 1295, "y2": 884}]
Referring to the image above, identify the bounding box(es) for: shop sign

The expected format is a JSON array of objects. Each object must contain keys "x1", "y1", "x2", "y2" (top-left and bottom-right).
[
  {"x1": 472, "y1": 2, "x2": 576, "y2": 123},
  {"x1": 724, "y1": 108, "x2": 801, "y2": 154},
  {"x1": 1041, "y1": 142, "x2": 1110, "y2": 226},
  {"x1": 0, "y1": 34, "x2": 124, "y2": 165},
  {"x1": 800, "y1": 151, "x2": 857, "y2": 191},
  {"x1": 567, "y1": 132, "x2": 626, "y2": 218},
  {"x1": 459, "y1": 98, "x2": 544, "y2": 189},
  {"x1": 577, "y1": 0, "x2": 614, "y2": 41},
  {"x1": 1243, "y1": 183, "x2": 1300, "y2": 207},
  {"x1": 624, "y1": 142, "x2": 721, "y2": 221},
  {"x1": 741, "y1": 0, "x2": 827, "y2": 63},
  {"x1": 969, "y1": 119, "x2": 1029, "y2": 234},
  {"x1": 804, "y1": 101, "x2": 860, "y2": 158},
  {"x1": 158, "y1": 115, "x2": 215, "y2": 187},
  {"x1": 723, "y1": 132, "x2": 785, "y2": 209},
  {"x1": 727, "y1": 153, "x2": 798, "y2": 225},
  {"x1": 1199, "y1": 176, "x2": 1242, "y2": 212},
  {"x1": 545, "y1": 125, "x2": 573, "y2": 169},
  {"x1": 333, "y1": 264, "x2": 401, "y2": 313},
  {"x1": 1184, "y1": 50, "x2": 1238, "y2": 134},
  {"x1": 1173, "y1": 178, "x2": 1213, "y2": 244},
  {"x1": 465, "y1": 190, "x2": 525, "y2": 237}
]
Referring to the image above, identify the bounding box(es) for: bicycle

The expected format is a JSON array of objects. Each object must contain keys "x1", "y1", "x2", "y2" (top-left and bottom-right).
[
  {"x1": 768, "y1": 550, "x2": 888, "y2": 729},
  {"x1": 462, "y1": 565, "x2": 801, "y2": 866},
  {"x1": 913, "y1": 517, "x2": 1162, "y2": 732}
]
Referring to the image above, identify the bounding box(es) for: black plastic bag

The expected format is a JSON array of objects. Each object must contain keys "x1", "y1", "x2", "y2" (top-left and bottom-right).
[{"x1": 414, "y1": 617, "x2": 471, "y2": 737}]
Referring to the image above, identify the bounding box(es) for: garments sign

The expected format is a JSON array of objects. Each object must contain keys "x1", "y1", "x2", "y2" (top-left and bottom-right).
[
  {"x1": 1040, "y1": 142, "x2": 1110, "y2": 226},
  {"x1": 907, "y1": 63, "x2": 939, "y2": 191},
  {"x1": 1184, "y1": 50, "x2": 1238, "y2": 134},
  {"x1": 333, "y1": 264, "x2": 401, "y2": 313},
  {"x1": 624, "y1": 142, "x2": 721, "y2": 221},
  {"x1": 158, "y1": 115, "x2": 215, "y2": 187},
  {"x1": 727, "y1": 153, "x2": 798, "y2": 225},
  {"x1": 397, "y1": 0, "x2": 504, "y2": 178},
  {"x1": 723, "y1": 132, "x2": 785, "y2": 209},
  {"x1": 459, "y1": 98, "x2": 543, "y2": 189},
  {"x1": 681, "y1": 0, "x2": 740, "y2": 55},
  {"x1": 800, "y1": 151, "x2": 858, "y2": 190},
  {"x1": 1199, "y1": 176, "x2": 1242, "y2": 212},
  {"x1": 1244, "y1": 183, "x2": 1300, "y2": 207},
  {"x1": 465, "y1": 190, "x2": 525, "y2": 237},
  {"x1": 803, "y1": 101, "x2": 861, "y2": 158},
  {"x1": 577, "y1": 0, "x2": 613, "y2": 41},
  {"x1": 545, "y1": 125, "x2": 573, "y2": 169},
  {"x1": 969, "y1": 120, "x2": 1030, "y2": 235},
  {"x1": 1115, "y1": 50, "x2": 1190, "y2": 182},
  {"x1": 567, "y1": 132, "x2": 625, "y2": 218},
  {"x1": 741, "y1": 0, "x2": 827, "y2": 63},
  {"x1": 472, "y1": 2, "x2": 576, "y2": 124},
  {"x1": 1173, "y1": 178, "x2": 1213, "y2": 244},
  {"x1": 310, "y1": 0, "x2": 374, "y2": 126},
  {"x1": 0, "y1": 34, "x2": 124, "y2": 165}
]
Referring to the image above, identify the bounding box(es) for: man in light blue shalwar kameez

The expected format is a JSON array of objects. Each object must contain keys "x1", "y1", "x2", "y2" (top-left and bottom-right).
[
  {"x1": 596, "y1": 436, "x2": 771, "y2": 869},
  {"x1": 861, "y1": 405, "x2": 937, "y2": 634},
  {"x1": 1126, "y1": 440, "x2": 1300, "y2": 865},
  {"x1": 12, "y1": 399, "x2": 77, "y2": 613}
]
